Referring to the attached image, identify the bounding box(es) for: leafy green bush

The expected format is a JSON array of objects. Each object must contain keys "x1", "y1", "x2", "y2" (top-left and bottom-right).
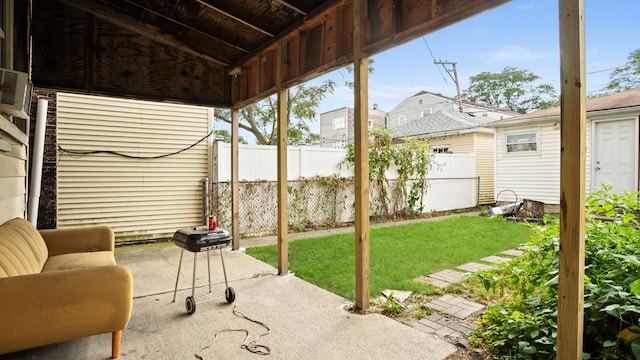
[{"x1": 471, "y1": 185, "x2": 640, "y2": 359}]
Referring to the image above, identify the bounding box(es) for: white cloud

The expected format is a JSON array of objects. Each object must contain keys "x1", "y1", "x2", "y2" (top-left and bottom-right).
[
  {"x1": 482, "y1": 45, "x2": 558, "y2": 64},
  {"x1": 516, "y1": 3, "x2": 537, "y2": 11}
]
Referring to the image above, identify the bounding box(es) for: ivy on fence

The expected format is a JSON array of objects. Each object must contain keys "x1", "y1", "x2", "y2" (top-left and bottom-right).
[{"x1": 210, "y1": 129, "x2": 437, "y2": 237}]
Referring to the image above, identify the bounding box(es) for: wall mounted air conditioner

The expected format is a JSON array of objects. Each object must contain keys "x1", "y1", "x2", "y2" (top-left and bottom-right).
[{"x1": 0, "y1": 68, "x2": 32, "y2": 119}]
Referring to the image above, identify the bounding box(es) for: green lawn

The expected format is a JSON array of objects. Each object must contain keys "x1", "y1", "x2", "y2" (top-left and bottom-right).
[{"x1": 246, "y1": 216, "x2": 533, "y2": 299}]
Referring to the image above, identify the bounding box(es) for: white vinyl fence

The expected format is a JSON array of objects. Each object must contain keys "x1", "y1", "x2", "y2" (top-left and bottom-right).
[
  {"x1": 423, "y1": 153, "x2": 477, "y2": 212},
  {"x1": 213, "y1": 142, "x2": 352, "y2": 181},
  {"x1": 214, "y1": 142, "x2": 477, "y2": 209}
]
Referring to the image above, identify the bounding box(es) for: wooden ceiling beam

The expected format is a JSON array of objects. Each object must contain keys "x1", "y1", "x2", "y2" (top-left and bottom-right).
[
  {"x1": 59, "y1": 0, "x2": 231, "y2": 66},
  {"x1": 273, "y1": 0, "x2": 307, "y2": 15},
  {"x1": 194, "y1": 0, "x2": 275, "y2": 37},
  {"x1": 124, "y1": 0, "x2": 250, "y2": 53},
  {"x1": 363, "y1": 0, "x2": 511, "y2": 55}
]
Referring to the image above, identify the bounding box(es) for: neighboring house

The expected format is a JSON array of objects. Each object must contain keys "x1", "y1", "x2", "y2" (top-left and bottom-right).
[
  {"x1": 489, "y1": 88, "x2": 640, "y2": 212},
  {"x1": 390, "y1": 110, "x2": 513, "y2": 205},
  {"x1": 320, "y1": 105, "x2": 387, "y2": 148},
  {"x1": 387, "y1": 90, "x2": 517, "y2": 129}
]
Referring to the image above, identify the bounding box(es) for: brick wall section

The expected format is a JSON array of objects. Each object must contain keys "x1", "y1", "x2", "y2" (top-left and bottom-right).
[{"x1": 28, "y1": 89, "x2": 57, "y2": 229}]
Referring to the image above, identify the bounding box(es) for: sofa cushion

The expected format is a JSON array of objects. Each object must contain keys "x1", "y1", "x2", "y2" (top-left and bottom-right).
[
  {"x1": 0, "y1": 218, "x2": 49, "y2": 278},
  {"x1": 42, "y1": 251, "x2": 116, "y2": 272}
]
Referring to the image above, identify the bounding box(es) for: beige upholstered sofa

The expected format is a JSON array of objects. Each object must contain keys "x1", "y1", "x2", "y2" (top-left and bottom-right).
[{"x1": 0, "y1": 218, "x2": 133, "y2": 358}]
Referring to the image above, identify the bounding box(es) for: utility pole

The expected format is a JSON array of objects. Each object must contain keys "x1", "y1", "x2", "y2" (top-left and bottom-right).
[{"x1": 434, "y1": 61, "x2": 463, "y2": 113}]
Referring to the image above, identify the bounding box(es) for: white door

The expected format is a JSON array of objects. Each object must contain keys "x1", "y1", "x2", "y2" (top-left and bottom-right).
[{"x1": 593, "y1": 119, "x2": 637, "y2": 193}]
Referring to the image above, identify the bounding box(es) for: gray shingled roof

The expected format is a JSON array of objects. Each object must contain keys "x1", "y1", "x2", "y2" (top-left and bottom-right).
[
  {"x1": 488, "y1": 87, "x2": 640, "y2": 126},
  {"x1": 390, "y1": 110, "x2": 493, "y2": 138}
]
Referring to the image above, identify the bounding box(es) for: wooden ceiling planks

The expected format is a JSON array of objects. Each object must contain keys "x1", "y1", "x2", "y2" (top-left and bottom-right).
[{"x1": 31, "y1": 0, "x2": 511, "y2": 108}]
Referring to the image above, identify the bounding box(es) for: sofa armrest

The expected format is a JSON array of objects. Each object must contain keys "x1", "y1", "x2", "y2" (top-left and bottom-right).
[
  {"x1": 39, "y1": 226, "x2": 115, "y2": 256},
  {"x1": 0, "y1": 265, "x2": 133, "y2": 355}
]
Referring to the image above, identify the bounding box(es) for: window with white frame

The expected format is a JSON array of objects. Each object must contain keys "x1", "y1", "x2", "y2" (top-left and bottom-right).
[
  {"x1": 505, "y1": 130, "x2": 539, "y2": 154},
  {"x1": 421, "y1": 108, "x2": 432, "y2": 117},
  {"x1": 332, "y1": 116, "x2": 345, "y2": 130},
  {"x1": 368, "y1": 119, "x2": 373, "y2": 128},
  {"x1": 431, "y1": 145, "x2": 451, "y2": 154},
  {"x1": 397, "y1": 115, "x2": 407, "y2": 125}
]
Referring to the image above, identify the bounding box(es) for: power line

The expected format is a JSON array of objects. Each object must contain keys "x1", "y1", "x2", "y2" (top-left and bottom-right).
[
  {"x1": 422, "y1": 37, "x2": 448, "y2": 84},
  {"x1": 587, "y1": 67, "x2": 616, "y2": 75}
]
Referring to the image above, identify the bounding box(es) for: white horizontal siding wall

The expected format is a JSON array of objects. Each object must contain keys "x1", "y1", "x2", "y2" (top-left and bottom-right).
[
  {"x1": 0, "y1": 117, "x2": 27, "y2": 224},
  {"x1": 495, "y1": 122, "x2": 561, "y2": 205},
  {"x1": 474, "y1": 132, "x2": 496, "y2": 205},
  {"x1": 57, "y1": 93, "x2": 211, "y2": 242},
  {"x1": 495, "y1": 119, "x2": 605, "y2": 207}
]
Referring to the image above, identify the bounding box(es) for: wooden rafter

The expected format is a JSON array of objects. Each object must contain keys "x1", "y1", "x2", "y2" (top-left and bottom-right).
[
  {"x1": 123, "y1": 0, "x2": 251, "y2": 53},
  {"x1": 59, "y1": 0, "x2": 231, "y2": 66},
  {"x1": 194, "y1": 0, "x2": 275, "y2": 37},
  {"x1": 233, "y1": 0, "x2": 511, "y2": 107},
  {"x1": 273, "y1": 0, "x2": 307, "y2": 15}
]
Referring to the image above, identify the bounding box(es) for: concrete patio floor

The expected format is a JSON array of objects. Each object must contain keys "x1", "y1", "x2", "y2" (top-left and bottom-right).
[{"x1": 0, "y1": 243, "x2": 457, "y2": 360}]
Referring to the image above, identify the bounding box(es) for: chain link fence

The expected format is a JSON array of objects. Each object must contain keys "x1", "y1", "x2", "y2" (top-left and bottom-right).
[{"x1": 211, "y1": 176, "x2": 479, "y2": 237}]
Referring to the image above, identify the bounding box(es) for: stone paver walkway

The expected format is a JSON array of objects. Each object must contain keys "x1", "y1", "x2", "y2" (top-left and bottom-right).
[
  {"x1": 481, "y1": 255, "x2": 512, "y2": 264},
  {"x1": 502, "y1": 249, "x2": 524, "y2": 257},
  {"x1": 413, "y1": 248, "x2": 524, "y2": 290},
  {"x1": 456, "y1": 261, "x2": 493, "y2": 272},
  {"x1": 425, "y1": 295, "x2": 486, "y2": 319},
  {"x1": 412, "y1": 313, "x2": 477, "y2": 338},
  {"x1": 410, "y1": 248, "x2": 524, "y2": 340}
]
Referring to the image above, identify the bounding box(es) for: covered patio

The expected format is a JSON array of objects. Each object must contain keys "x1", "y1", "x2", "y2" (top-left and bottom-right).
[
  {"x1": 1, "y1": 244, "x2": 457, "y2": 359},
  {"x1": 1, "y1": 0, "x2": 589, "y2": 358}
]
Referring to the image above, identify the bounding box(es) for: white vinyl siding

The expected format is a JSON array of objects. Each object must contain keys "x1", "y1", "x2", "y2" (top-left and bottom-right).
[
  {"x1": 474, "y1": 132, "x2": 496, "y2": 205},
  {"x1": 495, "y1": 123, "x2": 560, "y2": 205},
  {"x1": 0, "y1": 116, "x2": 27, "y2": 224},
  {"x1": 494, "y1": 120, "x2": 607, "y2": 207},
  {"x1": 57, "y1": 93, "x2": 211, "y2": 243}
]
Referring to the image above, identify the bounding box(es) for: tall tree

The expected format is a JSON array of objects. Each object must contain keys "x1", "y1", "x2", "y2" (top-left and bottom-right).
[
  {"x1": 605, "y1": 48, "x2": 640, "y2": 92},
  {"x1": 214, "y1": 60, "x2": 374, "y2": 145},
  {"x1": 214, "y1": 80, "x2": 335, "y2": 145},
  {"x1": 213, "y1": 129, "x2": 247, "y2": 144},
  {"x1": 467, "y1": 67, "x2": 557, "y2": 114}
]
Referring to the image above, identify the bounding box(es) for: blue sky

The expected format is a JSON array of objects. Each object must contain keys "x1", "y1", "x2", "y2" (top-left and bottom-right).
[{"x1": 225, "y1": 0, "x2": 639, "y2": 144}]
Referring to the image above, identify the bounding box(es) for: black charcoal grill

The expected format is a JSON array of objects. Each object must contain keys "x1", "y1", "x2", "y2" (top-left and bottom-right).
[{"x1": 171, "y1": 226, "x2": 235, "y2": 314}]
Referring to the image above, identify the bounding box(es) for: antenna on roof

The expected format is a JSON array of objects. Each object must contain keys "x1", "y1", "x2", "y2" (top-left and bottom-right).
[{"x1": 434, "y1": 61, "x2": 463, "y2": 113}]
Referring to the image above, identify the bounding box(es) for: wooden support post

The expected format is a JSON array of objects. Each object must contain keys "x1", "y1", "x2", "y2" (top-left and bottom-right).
[
  {"x1": 207, "y1": 108, "x2": 215, "y2": 221},
  {"x1": 276, "y1": 40, "x2": 289, "y2": 275},
  {"x1": 557, "y1": 0, "x2": 586, "y2": 358},
  {"x1": 230, "y1": 107, "x2": 240, "y2": 250},
  {"x1": 353, "y1": 0, "x2": 370, "y2": 311}
]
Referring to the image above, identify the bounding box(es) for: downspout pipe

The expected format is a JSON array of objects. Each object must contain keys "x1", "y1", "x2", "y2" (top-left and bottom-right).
[{"x1": 28, "y1": 98, "x2": 48, "y2": 226}]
